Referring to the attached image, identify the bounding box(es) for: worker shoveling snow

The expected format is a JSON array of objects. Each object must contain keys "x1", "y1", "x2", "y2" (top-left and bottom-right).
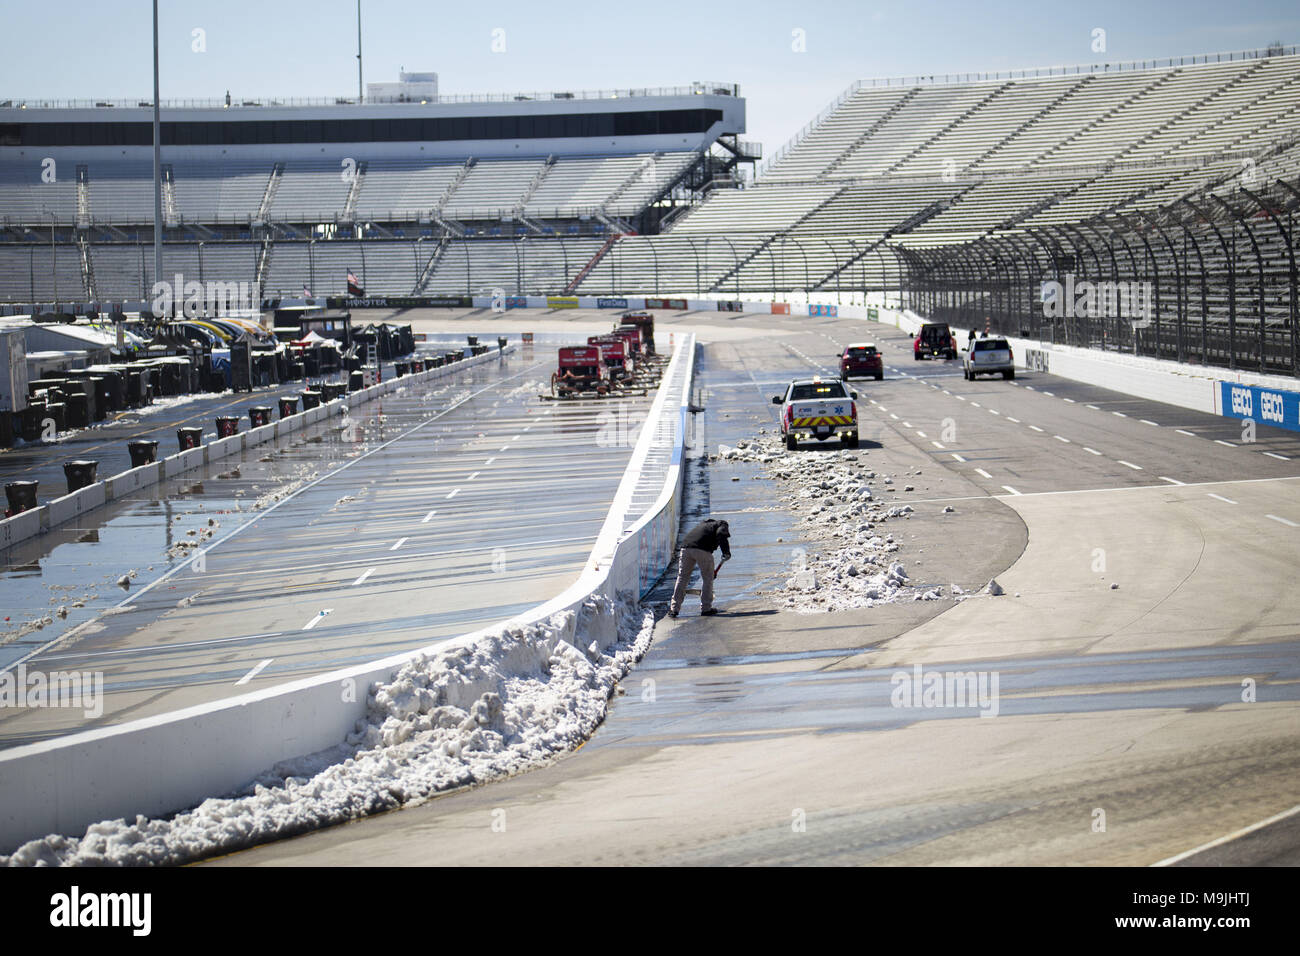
[
  {"x1": 712, "y1": 436, "x2": 966, "y2": 613},
  {"x1": 2, "y1": 597, "x2": 654, "y2": 867}
]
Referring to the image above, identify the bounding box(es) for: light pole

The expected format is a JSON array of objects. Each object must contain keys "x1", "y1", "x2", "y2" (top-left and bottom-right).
[
  {"x1": 46, "y1": 210, "x2": 57, "y2": 304},
  {"x1": 152, "y1": 0, "x2": 163, "y2": 309}
]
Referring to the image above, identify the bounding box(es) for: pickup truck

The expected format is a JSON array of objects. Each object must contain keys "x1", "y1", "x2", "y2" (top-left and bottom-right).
[
  {"x1": 772, "y1": 378, "x2": 859, "y2": 451},
  {"x1": 963, "y1": 337, "x2": 1015, "y2": 380}
]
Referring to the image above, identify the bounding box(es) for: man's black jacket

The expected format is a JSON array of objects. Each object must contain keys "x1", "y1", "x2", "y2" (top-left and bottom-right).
[{"x1": 682, "y1": 519, "x2": 731, "y2": 559}]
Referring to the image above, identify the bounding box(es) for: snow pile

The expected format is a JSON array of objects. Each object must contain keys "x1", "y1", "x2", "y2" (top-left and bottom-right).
[
  {"x1": 2, "y1": 596, "x2": 653, "y2": 867},
  {"x1": 714, "y1": 435, "x2": 967, "y2": 613}
]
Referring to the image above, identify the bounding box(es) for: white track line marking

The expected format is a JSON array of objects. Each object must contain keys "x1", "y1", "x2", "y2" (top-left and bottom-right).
[
  {"x1": 1063, "y1": 398, "x2": 1075, "y2": 403},
  {"x1": 468, "y1": 471, "x2": 480, "y2": 480},
  {"x1": 446, "y1": 488, "x2": 460, "y2": 499},
  {"x1": 390, "y1": 537, "x2": 408, "y2": 551},
  {"x1": 902, "y1": 421, "x2": 912, "y2": 428},
  {"x1": 422, "y1": 509, "x2": 437, "y2": 523},
  {"x1": 1054, "y1": 435, "x2": 1070, "y2": 443},
  {"x1": 236, "y1": 659, "x2": 273, "y2": 685},
  {"x1": 1267, "y1": 514, "x2": 1299, "y2": 527},
  {"x1": 1113, "y1": 411, "x2": 1127, "y2": 417},
  {"x1": 988, "y1": 409, "x2": 1000, "y2": 415},
  {"x1": 1118, "y1": 460, "x2": 1143, "y2": 470},
  {"x1": 951, "y1": 453, "x2": 966, "y2": 462},
  {"x1": 931, "y1": 440, "x2": 946, "y2": 449},
  {"x1": 970, "y1": 402, "x2": 981, "y2": 408},
  {"x1": 484, "y1": 457, "x2": 495, "y2": 465},
  {"x1": 351, "y1": 568, "x2": 376, "y2": 586},
  {"x1": 916, "y1": 430, "x2": 928, "y2": 438},
  {"x1": 303, "y1": 609, "x2": 333, "y2": 631},
  {"x1": 1215, "y1": 440, "x2": 1236, "y2": 448},
  {"x1": 500, "y1": 445, "x2": 510, "y2": 452},
  {"x1": 975, "y1": 468, "x2": 992, "y2": 479},
  {"x1": 1086, "y1": 404, "x2": 1099, "y2": 410},
  {"x1": 1152, "y1": 803, "x2": 1300, "y2": 867},
  {"x1": 1025, "y1": 385, "x2": 1035, "y2": 391},
  {"x1": 1159, "y1": 476, "x2": 1185, "y2": 485},
  {"x1": 1083, "y1": 447, "x2": 1102, "y2": 456},
  {"x1": 954, "y1": 395, "x2": 966, "y2": 401},
  {"x1": 1264, "y1": 452, "x2": 1291, "y2": 461},
  {"x1": 1028, "y1": 425, "x2": 1044, "y2": 432},
  {"x1": 890, "y1": 413, "x2": 899, "y2": 420},
  {"x1": 1043, "y1": 391, "x2": 1054, "y2": 397},
  {"x1": 1208, "y1": 493, "x2": 1238, "y2": 504},
  {"x1": 1001, "y1": 485, "x2": 1022, "y2": 496},
  {"x1": 1007, "y1": 416, "x2": 1021, "y2": 423},
  {"x1": 1175, "y1": 429, "x2": 1196, "y2": 437},
  {"x1": 1141, "y1": 419, "x2": 1159, "y2": 427}
]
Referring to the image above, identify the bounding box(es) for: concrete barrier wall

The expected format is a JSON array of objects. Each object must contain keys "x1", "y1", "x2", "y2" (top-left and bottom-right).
[
  {"x1": 0, "y1": 339, "x2": 692, "y2": 853},
  {"x1": 0, "y1": 347, "x2": 512, "y2": 553}
]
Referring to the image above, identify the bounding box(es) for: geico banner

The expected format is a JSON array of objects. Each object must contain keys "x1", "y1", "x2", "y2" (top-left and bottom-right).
[
  {"x1": 1220, "y1": 382, "x2": 1300, "y2": 433},
  {"x1": 547, "y1": 296, "x2": 580, "y2": 309},
  {"x1": 597, "y1": 297, "x2": 629, "y2": 309}
]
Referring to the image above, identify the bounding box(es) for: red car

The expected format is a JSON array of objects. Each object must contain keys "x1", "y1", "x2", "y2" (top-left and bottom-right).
[{"x1": 840, "y1": 342, "x2": 884, "y2": 381}]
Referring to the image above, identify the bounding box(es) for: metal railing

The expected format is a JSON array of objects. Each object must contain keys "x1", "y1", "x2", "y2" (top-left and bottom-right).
[{"x1": 0, "y1": 82, "x2": 741, "y2": 112}]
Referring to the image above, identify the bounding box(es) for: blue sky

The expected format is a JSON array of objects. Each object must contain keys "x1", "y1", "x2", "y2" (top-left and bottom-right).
[{"x1": 4, "y1": 0, "x2": 1297, "y2": 159}]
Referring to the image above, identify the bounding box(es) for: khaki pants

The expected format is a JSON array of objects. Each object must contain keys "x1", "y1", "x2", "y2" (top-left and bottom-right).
[{"x1": 670, "y1": 547, "x2": 715, "y2": 613}]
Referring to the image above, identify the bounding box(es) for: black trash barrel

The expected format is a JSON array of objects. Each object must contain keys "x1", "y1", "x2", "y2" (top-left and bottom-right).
[
  {"x1": 65, "y1": 392, "x2": 91, "y2": 429},
  {"x1": 127, "y1": 439, "x2": 159, "y2": 467},
  {"x1": 43, "y1": 402, "x2": 67, "y2": 433},
  {"x1": 63, "y1": 460, "x2": 99, "y2": 493},
  {"x1": 5, "y1": 481, "x2": 38, "y2": 515},
  {"x1": 278, "y1": 396, "x2": 300, "y2": 418},
  {"x1": 248, "y1": 406, "x2": 273, "y2": 428},
  {"x1": 177, "y1": 427, "x2": 204, "y2": 450},
  {"x1": 467, "y1": 335, "x2": 479, "y2": 347},
  {"x1": 300, "y1": 390, "x2": 322, "y2": 410},
  {"x1": 348, "y1": 371, "x2": 364, "y2": 392},
  {"x1": 215, "y1": 415, "x2": 240, "y2": 438},
  {"x1": 497, "y1": 336, "x2": 507, "y2": 350},
  {"x1": 409, "y1": 359, "x2": 424, "y2": 373}
]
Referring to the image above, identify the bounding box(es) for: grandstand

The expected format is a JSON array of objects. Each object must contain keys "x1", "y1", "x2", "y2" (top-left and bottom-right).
[{"x1": 2, "y1": 48, "x2": 1299, "y2": 373}]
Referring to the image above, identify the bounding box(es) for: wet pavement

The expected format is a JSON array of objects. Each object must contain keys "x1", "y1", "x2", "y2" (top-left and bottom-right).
[{"x1": 0, "y1": 334, "x2": 655, "y2": 746}]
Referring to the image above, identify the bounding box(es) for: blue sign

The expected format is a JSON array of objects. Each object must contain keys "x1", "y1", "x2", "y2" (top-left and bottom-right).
[
  {"x1": 1220, "y1": 382, "x2": 1300, "y2": 434},
  {"x1": 808, "y1": 304, "x2": 839, "y2": 317},
  {"x1": 597, "y1": 297, "x2": 629, "y2": 309}
]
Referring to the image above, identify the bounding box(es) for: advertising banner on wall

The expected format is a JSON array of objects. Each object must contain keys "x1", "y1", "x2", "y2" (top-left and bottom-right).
[
  {"x1": 546, "y1": 296, "x2": 580, "y2": 309},
  {"x1": 716, "y1": 301, "x2": 743, "y2": 312},
  {"x1": 328, "y1": 295, "x2": 470, "y2": 309},
  {"x1": 808, "y1": 304, "x2": 839, "y2": 317},
  {"x1": 1219, "y1": 382, "x2": 1300, "y2": 434},
  {"x1": 645, "y1": 297, "x2": 689, "y2": 311},
  {"x1": 771, "y1": 303, "x2": 791, "y2": 315},
  {"x1": 596, "y1": 297, "x2": 629, "y2": 309}
]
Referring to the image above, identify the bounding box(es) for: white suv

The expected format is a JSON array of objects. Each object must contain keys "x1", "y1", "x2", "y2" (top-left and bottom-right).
[{"x1": 963, "y1": 337, "x2": 1015, "y2": 380}]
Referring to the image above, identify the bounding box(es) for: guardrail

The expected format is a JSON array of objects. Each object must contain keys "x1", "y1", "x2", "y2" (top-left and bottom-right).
[
  {"x1": 0, "y1": 348, "x2": 512, "y2": 552},
  {"x1": 0, "y1": 334, "x2": 695, "y2": 856}
]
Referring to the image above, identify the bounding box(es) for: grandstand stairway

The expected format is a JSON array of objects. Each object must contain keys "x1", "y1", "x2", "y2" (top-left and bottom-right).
[
  {"x1": 75, "y1": 165, "x2": 91, "y2": 230},
  {"x1": 708, "y1": 184, "x2": 849, "y2": 291},
  {"x1": 161, "y1": 164, "x2": 179, "y2": 228},
  {"x1": 821, "y1": 89, "x2": 920, "y2": 179},
  {"x1": 411, "y1": 235, "x2": 451, "y2": 294},
  {"x1": 76, "y1": 233, "x2": 98, "y2": 301},
  {"x1": 254, "y1": 163, "x2": 285, "y2": 226},
  {"x1": 884, "y1": 82, "x2": 1014, "y2": 175},
  {"x1": 565, "y1": 233, "x2": 619, "y2": 294},
  {"x1": 1031, "y1": 71, "x2": 1177, "y2": 167},
  {"x1": 971, "y1": 76, "x2": 1095, "y2": 171},
  {"x1": 341, "y1": 161, "x2": 368, "y2": 225}
]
